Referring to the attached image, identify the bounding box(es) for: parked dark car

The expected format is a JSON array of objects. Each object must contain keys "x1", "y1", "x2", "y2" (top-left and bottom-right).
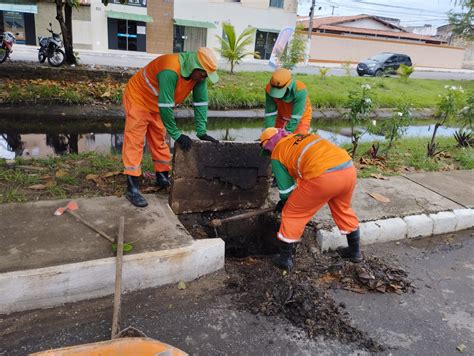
[{"x1": 357, "y1": 53, "x2": 412, "y2": 77}]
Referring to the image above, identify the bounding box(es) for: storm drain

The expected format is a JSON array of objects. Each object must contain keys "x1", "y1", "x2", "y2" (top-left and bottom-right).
[{"x1": 178, "y1": 210, "x2": 279, "y2": 257}]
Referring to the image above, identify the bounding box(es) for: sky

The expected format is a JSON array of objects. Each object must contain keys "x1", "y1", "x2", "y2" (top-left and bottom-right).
[{"x1": 297, "y1": 0, "x2": 465, "y2": 29}]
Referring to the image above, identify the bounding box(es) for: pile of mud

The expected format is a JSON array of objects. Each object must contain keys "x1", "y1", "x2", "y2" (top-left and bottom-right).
[{"x1": 225, "y1": 238, "x2": 414, "y2": 352}]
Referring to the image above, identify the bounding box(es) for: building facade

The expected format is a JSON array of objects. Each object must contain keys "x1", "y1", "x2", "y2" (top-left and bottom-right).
[
  {"x1": 298, "y1": 15, "x2": 466, "y2": 69},
  {"x1": 0, "y1": 1, "x2": 37, "y2": 45},
  {"x1": 1, "y1": 0, "x2": 297, "y2": 59}
]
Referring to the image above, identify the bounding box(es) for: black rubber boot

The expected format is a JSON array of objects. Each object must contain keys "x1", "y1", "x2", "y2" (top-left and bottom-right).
[
  {"x1": 155, "y1": 171, "x2": 171, "y2": 188},
  {"x1": 125, "y1": 175, "x2": 148, "y2": 207},
  {"x1": 336, "y1": 228, "x2": 363, "y2": 263},
  {"x1": 272, "y1": 241, "x2": 296, "y2": 271}
]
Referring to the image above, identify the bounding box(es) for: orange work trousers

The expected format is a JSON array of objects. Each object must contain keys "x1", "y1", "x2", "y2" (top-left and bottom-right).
[
  {"x1": 278, "y1": 166, "x2": 359, "y2": 243},
  {"x1": 122, "y1": 91, "x2": 171, "y2": 176},
  {"x1": 275, "y1": 114, "x2": 311, "y2": 134}
]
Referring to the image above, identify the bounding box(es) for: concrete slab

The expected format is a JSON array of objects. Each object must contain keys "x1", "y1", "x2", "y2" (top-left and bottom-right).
[
  {"x1": 269, "y1": 175, "x2": 463, "y2": 229},
  {"x1": 0, "y1": 195, "x2": 193, "y2": 273},
  {"x1": 170, "y1": 141, "x2": 271, "y2": 214},
  {"x1": 405, "y1": 170, "x2": 474, "y2": 208}
]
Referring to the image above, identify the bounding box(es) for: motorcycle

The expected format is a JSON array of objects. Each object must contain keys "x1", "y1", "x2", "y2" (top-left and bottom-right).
[
  {"x1": 0, "y1": 31, "x2": 17, "y2": 64},
  {"x1": 38, "y1": 23, "x2": 65, "y2": 67}
]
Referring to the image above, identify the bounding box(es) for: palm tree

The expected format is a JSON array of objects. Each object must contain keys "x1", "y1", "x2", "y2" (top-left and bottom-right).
[{"x1": 215, "y1": 23, "x2": 259, "y2": 74}]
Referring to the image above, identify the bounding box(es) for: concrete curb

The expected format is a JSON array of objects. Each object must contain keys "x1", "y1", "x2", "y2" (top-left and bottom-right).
[
  {"x1": 0, "y1": 238, "x2": 224, "y2": 315},
  {"x1": 316, "y1": 208, "x2": 474, "y2": 251}
]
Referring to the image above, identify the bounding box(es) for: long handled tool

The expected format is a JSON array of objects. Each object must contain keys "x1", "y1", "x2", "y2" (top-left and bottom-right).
[
  {"x1": 111, "y1": 216, "x2": 125, "y2": 339},
  {"x1": 209, "y1": 206, "x2": 275, "y2": 228},
  {"x1": 54, "y1": 201, "x2": 115, "y2": 243},
  {"x1": 54, "y1": 201, "x2": 134, "y2": 251}
]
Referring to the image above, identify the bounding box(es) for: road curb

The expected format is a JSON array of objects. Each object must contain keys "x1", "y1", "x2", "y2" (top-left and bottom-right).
[
  {"x1": 0, "y1": 238, "x2": 225, "y2": 315},
  {"x1": 316, "y1": 208, "x2": 474, "y2": 251}
]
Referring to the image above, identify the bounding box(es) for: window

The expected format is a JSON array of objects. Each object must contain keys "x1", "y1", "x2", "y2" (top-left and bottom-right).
[
  {"x1": 173, "y1": 26, "x2": 207, "y2": 53},
  {"x1": 269, "y1": 0, "x2": 284, "y2": 8},
  {"x1": 254, "y1": 30, "x2": 278, "y2": 60}
]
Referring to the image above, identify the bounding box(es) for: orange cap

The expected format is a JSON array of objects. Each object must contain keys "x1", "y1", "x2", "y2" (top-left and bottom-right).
[
  {"x1": 259, "y1": 127, "x2": 279, "y2": 146},
  {"x1": 197, "y1": 47, "x2": 219, "y2": 83},
  {"x1": 269, "y1": 68, "x2": 292, "y2": 98}
]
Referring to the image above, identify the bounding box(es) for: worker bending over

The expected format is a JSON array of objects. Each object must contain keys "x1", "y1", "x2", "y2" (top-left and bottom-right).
[
  {"x1": 259, "y1": 127, "x2": 362, "y2": 270},
  {"x1": 264, "y1": 68, "x2": 313, "y2": 134},
  {"x1": 122, "y1": 47, "x2": 219, "y2": 207}
]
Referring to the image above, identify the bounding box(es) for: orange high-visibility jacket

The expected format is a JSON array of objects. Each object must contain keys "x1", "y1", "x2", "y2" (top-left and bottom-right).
[
  {"x1": 271, "y1": 133, "x2": 352, "y2": 199},
  {"x1": 126, "y1": 54, "x2": 197, "y2": 113},
  {"x1": 264, "y1": 80, "x2": 312, "y2": 132}
]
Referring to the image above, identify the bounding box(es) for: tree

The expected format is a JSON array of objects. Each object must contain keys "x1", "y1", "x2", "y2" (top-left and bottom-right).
[
  {"x1": 427, "y1": 85, "x2": 466, "y2": 157},
  {"x1": 52, "y1": 0, "x2": 128, "y2": 65},
  {"x1": 54, "y1": 0, "x2": 79, "y2": 65},
  {"x1": 215, "y1": 23, "x2": 259, "y2": 74},
  {"x1": 346, "y1": 84, "x2": 374, "y2": 158},
  {"x1": 281, "y1": 25, "x2": 306, "y2": 70},
  {"x1": 449, "y1": 0, "x2": 474, "y2": 39}
]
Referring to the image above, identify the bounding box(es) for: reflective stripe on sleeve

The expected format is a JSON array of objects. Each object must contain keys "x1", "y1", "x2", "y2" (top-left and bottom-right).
[
  {"x1": 158, "y1": 103, "x2": 175, "y2": 108},
  {"x1": 193, "y1": 102, "x2": 208, "y2": 107},
  {"x1": 279, "y1": 184, "x2": 296, "y2": 195},
  {"x1": 142, "y1": 68, "x2": 159, "y2": 96},
  {"x1": 265, "y1": 111, "x2": 278, "y2": 117},
  {"x1": 296, "y1": 138, "x2": 322, "y2": 178}
]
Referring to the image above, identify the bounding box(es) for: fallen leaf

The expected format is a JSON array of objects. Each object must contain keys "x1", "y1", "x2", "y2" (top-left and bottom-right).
[
  {"x1": 55, "y1": 169, "x2": 68, "y2": 178},
  {"x1": 404, "y1": 166, "x2": 416, "y2": 172},
  {"x1": 368, "y1": 192, "x2": 391, "y2": 203},
  {"x1": 370, "y1": 173, "x2": 388, "y2": 180},
  {"x1": 104, "y1": 171, "x2": 121, "y2": 178},
  {"x1": 27, "y1": 184, "x2": 47, "y2": 190},
  {"x1": 86, "y1": 174, "x2": 103, "y2": 186},
  {"x1": 177, "y1": 280, "x2": 186, "y2": 290},
  {"x1": 103, "y1": 123, "x2": 112, "y2": 128},
  {"x1": 456, "y1": 344, "x2": 466, "y2": 353}
]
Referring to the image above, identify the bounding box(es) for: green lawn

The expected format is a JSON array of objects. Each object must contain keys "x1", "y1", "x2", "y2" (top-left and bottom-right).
[
  {"x1": 0, "y1": 71, "x2": 472, "y2": 110},
  {"x1": 207, "y1": 71, "x2": 474, "y2": 109}
]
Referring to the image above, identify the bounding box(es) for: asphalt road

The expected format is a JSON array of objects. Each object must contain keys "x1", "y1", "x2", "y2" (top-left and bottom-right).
[
  {"x1": 1, "y1": 229, "x2": 472, "y2": 355},
  {"x1": 8, "y1": 45, "x2": 474, "y2": 81}
]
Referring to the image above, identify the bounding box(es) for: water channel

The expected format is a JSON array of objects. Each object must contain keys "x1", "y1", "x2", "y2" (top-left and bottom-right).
[{"x1": 0, "y1": 118, "x2": 461, "y2": 160}]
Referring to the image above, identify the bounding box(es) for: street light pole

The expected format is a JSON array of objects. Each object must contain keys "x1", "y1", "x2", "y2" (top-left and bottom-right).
[{"x1": 304, "y1": 0, "x2": 315, "y2": 65}]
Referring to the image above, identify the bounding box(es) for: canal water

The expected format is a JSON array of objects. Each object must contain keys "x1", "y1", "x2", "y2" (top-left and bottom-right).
[{"x1": 0, "y1": 118, "x2": 461, "y2": 160}]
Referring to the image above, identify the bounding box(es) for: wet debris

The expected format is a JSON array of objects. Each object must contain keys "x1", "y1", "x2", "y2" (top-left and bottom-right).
[{"x1": 224, "y1": 238, "x2": 414, "y2": 352}]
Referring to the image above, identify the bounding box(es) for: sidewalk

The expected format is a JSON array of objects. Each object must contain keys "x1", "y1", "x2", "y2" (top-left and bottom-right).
[{"x1": 0, "y1": 170, "x2": 472, "y2": 314}]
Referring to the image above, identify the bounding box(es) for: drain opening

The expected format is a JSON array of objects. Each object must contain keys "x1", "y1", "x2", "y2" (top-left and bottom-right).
[{"x1": 178, "y1": 210, "x2": 280, "y2": 258}]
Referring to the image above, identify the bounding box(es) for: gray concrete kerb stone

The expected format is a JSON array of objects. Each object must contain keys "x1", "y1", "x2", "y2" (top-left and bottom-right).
[{"x1": 317, "y1": 209, "x2": 474, "y2": 252}]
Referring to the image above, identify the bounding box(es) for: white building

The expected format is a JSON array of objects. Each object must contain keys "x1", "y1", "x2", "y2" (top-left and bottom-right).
[{"x1": 173, "y1": 0, "x2": 297, "y2": 59}]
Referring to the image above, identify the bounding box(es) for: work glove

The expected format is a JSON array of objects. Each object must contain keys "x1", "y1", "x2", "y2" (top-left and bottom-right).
[
  {"x1": 275, "y1": 199, "x2": 286, "y2": 213},
  {"x1": 197, "y1": 134, "x2": 219, "y2": 143},
  {"x1": 176, "y1": 134, "x2": 192, "y2": 152}
]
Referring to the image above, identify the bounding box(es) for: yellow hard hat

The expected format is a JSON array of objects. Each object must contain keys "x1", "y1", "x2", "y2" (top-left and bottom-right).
[
  {"x1": 269, "y1": 68, "x2": 292, "y2": 98},
  {"x1": 259, "y1": 127, "x2": 279, "y2": 146},
  {"x1": 197, "y1": 47, "x2": 219, "y2": 83}
]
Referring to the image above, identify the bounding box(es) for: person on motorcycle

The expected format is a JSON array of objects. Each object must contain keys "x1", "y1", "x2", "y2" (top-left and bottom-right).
[{"x1": 122, "y1": 47, "x2": 219, "y2": 207}]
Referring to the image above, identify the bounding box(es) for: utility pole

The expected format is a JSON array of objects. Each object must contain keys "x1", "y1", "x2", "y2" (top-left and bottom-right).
[
  {"x1": 330, "y1": 5, "x2": 336, "y2": 15},
  {"x1": 304, "y1": 0, "x2": 315, "y2": 65}
]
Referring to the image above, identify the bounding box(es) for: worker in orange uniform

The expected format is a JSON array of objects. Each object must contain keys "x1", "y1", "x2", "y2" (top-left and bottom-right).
[
  {"x1": 259, "y1": 127, "x2": 362, "y2": 270},
  {"x1": 122, "y1": 47, "x2": 219, "y2": 207},
  {"x1": 264, "y1": 68, "x2": 312, "y2": 134}
]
